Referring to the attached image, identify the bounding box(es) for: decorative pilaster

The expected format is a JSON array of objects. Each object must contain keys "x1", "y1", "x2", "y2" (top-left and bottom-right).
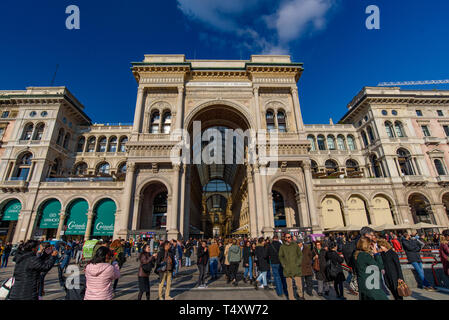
[
  {"x1": 56, "y1": 212, "x2": 66, "y2": 240},
  {"x1": 84, "y1": 210, "x2": 94, "y2": 240},
  {"x1": 175, "y1": 85, "x2": 185, "y2": 130},
  {"x1": 167, "y1": 164, "x2": 181, "y2": 240},
  {"x1": 115, "y1": 162, "x2": 135, "y2": 239},
  {"x1": 132, "y1": 87, "x2": 146, "y2": 135},
  {"x1": 302, "y1": 161, "x2": 319, "y2": 229}
]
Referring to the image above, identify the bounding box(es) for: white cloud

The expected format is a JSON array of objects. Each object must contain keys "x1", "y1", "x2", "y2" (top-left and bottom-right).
[{"x1": 177, "y1": 0, "x2": 337, "y2": 53}]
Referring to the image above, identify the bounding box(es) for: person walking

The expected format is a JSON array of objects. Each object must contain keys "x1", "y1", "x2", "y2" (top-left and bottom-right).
[
  {"x1": 208, "y1": 239, "x2": 220, "y2": 280},
  {"x1": 197, "y1": 240, "x2": 209, "y2": 288},
  {"x1": 267, "y1": 235, "x2": 286, "y2": 297},
  {"x1": 242, "y1": 241, "x2": 253, "y2": 284},
  {"x1": 325, "y1": 242, "x2": 346, "y2": 300},
  {"x1": 228, "y1": 239, "x2": 242, "y2": 286},
  {"x1": 354, "y1": 238, "x2": 388, "y2": 300},
  {"x1": 253, "y1": 237, "x2": 270, "y2": 290},
  {"x1": 439, "y1": 230, "x2": 449, "y2": 277},
  {"x1": 184, "y1": 240, "x2": 193, "y2": 267},
  {"x1": 1, "y1": 242, "x2": 12, "y2": 268},
  {"x1": 223, "y1": 239, "x2": 232, "y2": 283},
  {"x1": 298, "y1": 240, "x2": 314, "y2": 296},
  {"x1": 279, "y1": 234, "x2": 303, "y2": 300},
  {"x1": 314, "y1": 241, "x2": 330, "y2": 296},
  {"x1": 9, "y1": 240, "x2": 58, "y2": 300},
  {"x1": 137, "y1": 244, "x2": 157, "y2": 300},
  {"x1": 401, "y1": 232, "x2": 435, "y2": 291},
  {"x1": 218, "y1": 241, "x2": 225, "y2": 273},
  {"x1": 156, "y1": 241, "x2": 175, "y2": 300},
  {"x1": 378, "y1": 239, "x2": 405, "y2": 300},
  {"x1": 84, "y1": 246, "x2": 121, "y2": 300}
]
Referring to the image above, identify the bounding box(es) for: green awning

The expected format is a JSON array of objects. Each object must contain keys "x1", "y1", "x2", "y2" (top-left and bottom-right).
[
  {"x1": 2, "y1": 200, "x2": 21, "y2": 221},
  {"x1": 39, "y1": 199, "x2": 61, "y2": 229},
  {"x1": 92, "y1": 199, "x2": 116, "y2": 236},
  {"x1": 65, "y1": 199, "x2": 88, "y2": 235}
]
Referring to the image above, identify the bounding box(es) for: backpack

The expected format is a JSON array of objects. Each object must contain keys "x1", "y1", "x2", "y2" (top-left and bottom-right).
[
  {"x1": 325, "y1": 259, "x2": 340, "y2": 281},
  {"x1": 142, "y1": 260, "x2": 154, "y2": 274}
]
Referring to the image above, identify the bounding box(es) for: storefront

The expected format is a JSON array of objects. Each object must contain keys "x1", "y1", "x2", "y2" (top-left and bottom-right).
[
  {"x1": 0, "y1": 199, "x2": 21, "y2": 243},
  {"x1": 63, "y1": 199, "x2": 88, "y2": 241},
  {"x1": 91, "y1": 199, "x2": 116, "y2": 241},
  {"x1": 33, "y1": 199, "x2": 61, "y2": 240},
  {"x1": 274, "y1": 227, "x2": 313, "y2": 241}
]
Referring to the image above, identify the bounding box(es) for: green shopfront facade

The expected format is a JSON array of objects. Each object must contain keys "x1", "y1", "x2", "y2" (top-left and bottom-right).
[
  {"x1": 0, "y1": 199, "x2": 21, "y2": 243},
  {"x1": 91, "y1": 199, "x2": 116, "y2": 240},
  {"x1": 64, "y1": 199, "x2": 88, "y2": 241},
  {"x1": 33, "y1": 199, "x2": 61, "y2": 240}
]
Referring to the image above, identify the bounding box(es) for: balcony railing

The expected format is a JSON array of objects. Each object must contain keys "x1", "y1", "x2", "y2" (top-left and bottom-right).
[
  {"x1": 436, "y1": 175, "x2": 449, "y2": 186},
  {"x1": 45, "y1": 177, "x2": 114, "y2": 182},
  {"x1": 423, "y1": 136, "x2": 441, "y2": 145},
  {"x1": 401, "y1": 175, "x2": 427, "y2": 186}
]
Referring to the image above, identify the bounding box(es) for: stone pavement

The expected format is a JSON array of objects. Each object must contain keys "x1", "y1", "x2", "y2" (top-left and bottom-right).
[{"x1": 1, "y1": 253, "x2": 448, "y2": 300}]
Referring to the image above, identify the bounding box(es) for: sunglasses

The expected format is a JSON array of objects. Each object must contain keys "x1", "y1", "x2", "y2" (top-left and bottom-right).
[{"x1": 285, "y1": 236, "x2": 291, "y2": 239}]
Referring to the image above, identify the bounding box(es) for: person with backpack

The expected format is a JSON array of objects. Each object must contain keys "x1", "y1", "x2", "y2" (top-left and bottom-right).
[
  {"x1": 8, "y1": 240, "x2": 58, "y2": 300},
  {"x1": 156, "y1": 241, "x2": 175, "y2": 300},
  {"x1": 137, "y1": 244, "x2": 157, "y2": 300},
  {"x1": 278, "y1": 234, "x2": 303, "y2": 300},
  {"x1": 228, "y1": 239, "x2": 242, "y2": 286},
  {"x1": 325, "y1": 242, "x2": 346, "y2": 300}
]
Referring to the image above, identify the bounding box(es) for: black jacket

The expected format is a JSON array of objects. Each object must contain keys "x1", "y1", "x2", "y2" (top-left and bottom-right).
[
  {"x1": 155, "y1": 247, "x2": 175, "y2": 273},
  {"x1": 267, "y1": 241, "x2": 281, "y2": 265},
  {"x1": 381, "y1": 249, "x2": 404, "y2": 292},
  {"x1": 325, "y1": 250, "x2": 345, "y2": 282},
  {"x1": 401, "y1": 238, "x2": 423, "y2": 263},
  {"x1": 242, "y1": 246, "x2": 251, "y2": 265},
  {"x1": 197, "y1": 247, "x2": 209, "y2": 266},
  {"x1": 9, "y1": 251, "x2": 56, "y2": 300},
  {"x1": 255, "y1": 245, "x2": 270, "y2": 272},
  {"x1": 342, "y1": 235, "x2": 360, "y2": 272}
]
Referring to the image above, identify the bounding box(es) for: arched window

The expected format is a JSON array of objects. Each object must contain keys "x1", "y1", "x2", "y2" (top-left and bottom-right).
[
  {"x1": 327, "y1": 135, "x2": 336, "y2": 150},
  {"x1": 87, "y1": 137, "x2": 96, "y2": 152},
  {"x1": 385, "y1": 121, "x2": 395, "y2": 138},
  {"x1": 397, "y1": 148, "x2": 414, "y2": 176},
  {"x1": 33, "y1": 123, "x2": 45, "y2": 140},
  {"x1": 311, "y1": 160, "x2": 319, "y2": 174},
  {"x1": 337, "y1": 135, "x2": 346, "y2": 150},
  {"x1": 307, "y1": 135, "x2": 316, "y2": 151},
  {"x1": 76, "y1": 137, "x2": 85, "y2": 153},
  {"x1": 108, "y1": 136, "x2": 117, "y2": 152},
  {"x1": 272, "y1": 190, "x2": 287, "y2": 227},
  {"x1": 394, "y1": 121, "x2": 405, "y2": 137},
  {"x1": 317, "y1": 135, "x2": 326, "y2": 150},
  {"x1": 96, "y1": 162, "x2": 110, "y2": 175},
  {"x1": 119, "y1": 136, "x2": 128, "y2": 153},
  {"x1": 63, "y1": 133, "x2": 70, "y2": 149},
  {"x1": 97, "y1": 137, "x2": 107, "y2": 152},
  {"x1": 277, "y1": 111, "x2": 287, "y2": 132},
  {"x1": 74, "y1": 162, "x2": 87, "y2": 175},
  {"x1": 346, "y1": 159, "x2": 360, "y2": 174},
  {"x1": 347, "y1": 135, "x2": 356, "y2": 150},
  {"x1": 162, "y1": 112, "x2": 172, "y2": 134},
  {"x1": 22, "y1": 123, "x2": 34, "y2": 140},
  {"x1": 370, "y1": 154, "x2": 383, "y2": 178},
  {"x1": 150, "y1": 111, "x2": 160, "y2": 133},
  {"x1": 118, "y1": 162, "x2": 127, "y2": 174},
  {"x1": 56, "y1": 128, "x2": 65, "y2": 145},
  {"x1": 50, "y1": 158, "x2": 62, "y2": 176},
  {"x1": 325, "y1": 159, "x2": 339, "y2": 176},
  {"x1": 361, "y1": 131, "x2": 369, "y2": 148},
  {"x1": 434, "y1": 159, "x2": 446, "y2": 176},
  {"x1": 367, "y1": 126, "x2": 375, "y2": 143},
  {"x1": 13, "y1": 152, "x2": 33, "y2": 180},
  {"x1": 266, "y1": 110, "x2": 275, "y2": 132}
]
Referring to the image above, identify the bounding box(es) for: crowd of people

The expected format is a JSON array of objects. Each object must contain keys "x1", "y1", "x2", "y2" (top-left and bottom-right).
[{"x1": 1, "y1": 228, "x2": 449, "y2": 300}]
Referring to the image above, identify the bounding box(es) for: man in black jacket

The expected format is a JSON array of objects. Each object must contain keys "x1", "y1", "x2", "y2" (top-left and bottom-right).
[
  {"x1": 401, "y1": 232, "x2": 435, "y2": 291},
  {"x1": 9, "y1": 240, "x2": 58, "y2": 300},
  {"x1": 267, "y1": 235, "x2": 286, "y2": 297}
]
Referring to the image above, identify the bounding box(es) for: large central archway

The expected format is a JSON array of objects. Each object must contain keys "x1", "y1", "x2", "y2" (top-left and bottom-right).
[{"x1": 186, "y1": 103, "x2": 252, "y2": 238}]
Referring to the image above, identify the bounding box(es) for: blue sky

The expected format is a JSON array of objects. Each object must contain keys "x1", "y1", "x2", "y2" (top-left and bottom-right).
[{"x1": 0, "y1": 0, "x2": 448, "y2": 124}]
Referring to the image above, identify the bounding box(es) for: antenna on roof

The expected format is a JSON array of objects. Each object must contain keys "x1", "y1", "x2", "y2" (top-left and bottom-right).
[{"x1": 50, "y1": 64, "x2": 59, "y2": 86}]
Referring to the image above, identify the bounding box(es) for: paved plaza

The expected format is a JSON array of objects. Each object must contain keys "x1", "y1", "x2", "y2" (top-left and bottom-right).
[{"x1": 1, "y1": 253, "x2": 448, "y2": 301}]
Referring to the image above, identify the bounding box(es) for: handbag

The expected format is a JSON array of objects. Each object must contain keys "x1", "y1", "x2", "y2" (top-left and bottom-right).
[
  {"x1": 0, "y1": 277, "x2": 15, "y2": 300},
  {"x1": 312, "y1": 257, "x2": 320, "y2": 272},
  {"x1": 397, "y1": 279, "x2": 412, "y2": 297},
  {"x1": 142, "y1": 261, "x2": 154, "y2": 274}
]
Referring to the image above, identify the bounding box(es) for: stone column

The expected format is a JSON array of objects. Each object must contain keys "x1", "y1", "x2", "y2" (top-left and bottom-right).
[
  {"x1": 368, "y1": 205, "x2": 377, "y2": 226},
  {"x1": 398, "y1": 204, "x2": 414, "y2": 225},
  {"x1": 56, "y1": 211, "x2": 66, "y2": 240},
  {"x1": 342, "y1": 205, "x2": 350, "y2": 226},
  {"x1": 131, "y1": 195, "x2": 142, "y2": 230},
  {"x1": 84, "y1": 209, "x2": 94, "y2": 240},
  {"x1": 253, "y1": 163, "x2": 263, "y2": 236},
  {"x1": 253, "y1": 86, "x2": 262, "y2": 130},
  {"x1": 296, "y1": 193, "x2": 310, "y2": 228},
  {"x1": 302, "y1": 161, "x2": 319, "y2": 229},
  {"x1": 431, "y1": 204, "x2": 448, "y2": 227},
  {"x1": 290, "y1": 87, "x2": 305, "y2": 133},
  {"x1": 167, "y1": 164, "x2": 181, "y2": 240},
  {"x1": 132, "y1": 87, "x2": 146, "y2": 135},
  {"x1": 13, "y1": 210, "x2": 32, "y2": 243},
  {"x1": 26, "y1": 210, "x2": 39, "y2": 240},
  {"x1": 246, "y1": 166, "x2": 258, "y2": 237},
  {"x1": 175, "y1": 85, "x2": 185, "y2": 130},
  {"x1": 183, "y1": 165, "x2": 191, "y2": 239},
  {"x1": 115, "y1": 162, "x2": 136, "y2": 239},
  {"x1": 260, "y1": 164, "x2": 274, "y2": 237},
  {"x1": 178, "y1": 164, "x2": 187, "y2": 239}
]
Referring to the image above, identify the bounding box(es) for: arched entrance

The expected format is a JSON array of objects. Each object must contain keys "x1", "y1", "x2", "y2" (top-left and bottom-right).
[
  {"x1": 34, "y1": 199, "x2": 61, "y2": 240},
  {"x1": 186, "y1": 104, "x2": 252, "y2": 238},
  {"x1": 271, "y1": 179, "x2": 302, "y2": 229},
  {"x1": 408, "y1": 193, "x2": 435, "y2": 224},
  {"x1": 321, "y1": 196, "x2": 345, "y2": 229},
  {"x1": 347, "y1": 195, "x2": 371, "y2": 226},
  {"x1": 372, "y1": 195, "x2": 396, "y2": 225},
  {"x1": 0, "y1": 199, "x2": 21, "y2": 243},
  {"x1": 91, "y1": 199, "x2": 116, "y2": 240},
  {"x1": 64, "y1": 199, "x2": 88, "y2": 241},
  {"x1": 137, "y1": 181, "x2": 168, "y2": 239}
]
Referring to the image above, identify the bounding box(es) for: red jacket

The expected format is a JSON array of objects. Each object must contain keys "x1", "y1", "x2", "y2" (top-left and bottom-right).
[{"x1": 391, "y1": 239, "x2": 402, "y2": 252}]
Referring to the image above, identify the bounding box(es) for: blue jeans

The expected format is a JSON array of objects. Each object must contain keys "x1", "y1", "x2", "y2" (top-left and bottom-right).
[
  {"x1": 271, "y1": 263, "x2": 286, "y2": 296},
  {"x1": 1, "y1": 254, "x2": 9, "y2": 268},
  {"x1": 411, "y1": 262, "x2": 431, "y2": 287},
  {"x1": 244, "y1": 257, "x2": 253, "y2": 279},
  {"x1": 185, "y1": 256, "x2": 191, "y2": 267},
  {"x1": 346, "y1": 272, "x2": 352, "y2": 284},
  {"x1": 256, "y1": 271, "x2": 267, "y2": 286},
  {"x1": 209, "y1": 257, "x2": 218, "y2": 278}
]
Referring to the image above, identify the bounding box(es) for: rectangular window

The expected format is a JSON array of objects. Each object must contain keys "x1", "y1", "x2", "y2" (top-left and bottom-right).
[
  {"x1": 443, "y1": 125, "x2": 449, "y2": 137},
  {"x1": 1, "y1": 111, "x2": 9, "y2": 118},
  {"x1": 421, "y1": 125, "x2": 431, "y2": 137},
  {"x1": 416, "y1": 110, "x2": 423, "y2": 117},
  {"x1": 437, "y1": 110, "x2": 444, "y2": 117}
]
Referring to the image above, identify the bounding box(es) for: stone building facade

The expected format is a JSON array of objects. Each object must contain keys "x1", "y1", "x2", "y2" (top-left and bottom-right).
[{"x1": 0, "y1": 55, "x2": 448, "y2": 243}]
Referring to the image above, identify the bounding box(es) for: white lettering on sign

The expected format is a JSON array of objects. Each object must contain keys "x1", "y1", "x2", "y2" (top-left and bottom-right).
[
  {"x1": 95, "y1": 222, "x2": 114, "y2": 231},
  {"x1": 186, "y1": 82, "x2": 252, "y2": 87},
  {"x1": 67, "y1": 221, "x2": 86, "y2": 230}
]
